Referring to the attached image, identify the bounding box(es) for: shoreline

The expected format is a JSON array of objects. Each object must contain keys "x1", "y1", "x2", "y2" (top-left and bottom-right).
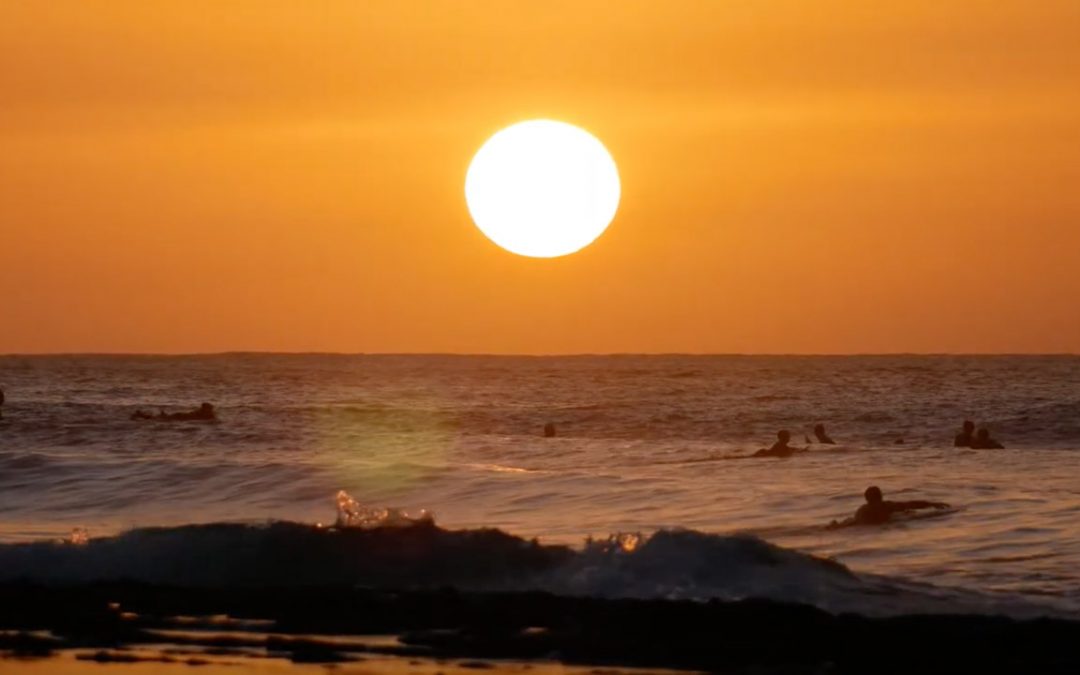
[{"x1": 3, "y1": 583, "x2": 1080, "y2": 673}]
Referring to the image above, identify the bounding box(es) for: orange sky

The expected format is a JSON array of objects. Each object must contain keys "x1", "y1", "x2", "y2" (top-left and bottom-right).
[{"x1": 2, "y1": 1, "x2": 1079, "y2": 354}]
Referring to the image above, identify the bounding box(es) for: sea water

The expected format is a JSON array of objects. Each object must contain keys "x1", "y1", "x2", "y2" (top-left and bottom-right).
[{"x1": 1, "y1": 354, "x2": 1078, "y2": 615}]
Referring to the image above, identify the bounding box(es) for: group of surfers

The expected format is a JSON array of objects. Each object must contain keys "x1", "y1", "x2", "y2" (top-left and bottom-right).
[
  {"x1": 754, "y1": 420, "x2": 1005, "y2": 458},
  {"x1": 953, "y1": 420, "x2": 1004, "y2": 449},
  {"x1": 0, "y1": 386, "x2": 994, "y2": 528},
  {"x1": 750, "y1": 421, "x2": 1009, "y2": 526}
]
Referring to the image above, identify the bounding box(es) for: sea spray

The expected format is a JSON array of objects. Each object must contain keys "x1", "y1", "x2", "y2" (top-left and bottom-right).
[{"x1": 334, "y1": 490, "x2": 435, "y2": 529}]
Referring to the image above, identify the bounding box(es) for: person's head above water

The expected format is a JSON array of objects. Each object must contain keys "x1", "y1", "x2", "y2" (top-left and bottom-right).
[
  {"x1": 200, "y1": 403, "x2": 214, "y2": 413},
  {"x1": 864, "y1": 486, "x2": 884, "y2": 504},
  {"x1": 963, "y1": 420, "x2": 975, "y2": 433},
  {"x1": 777, "y1": 430, "x2": 790, "y2": 442}
]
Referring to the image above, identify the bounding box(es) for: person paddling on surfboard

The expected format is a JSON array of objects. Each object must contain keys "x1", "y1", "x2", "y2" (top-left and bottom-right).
[{"x1": 853, "y1": 486, "x2": 949, "y2": 525}]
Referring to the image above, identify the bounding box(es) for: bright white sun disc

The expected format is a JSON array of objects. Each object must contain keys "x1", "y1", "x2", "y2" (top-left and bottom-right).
[{"x1": 465, "y1": 120, "x2": 620, "y2": 258}]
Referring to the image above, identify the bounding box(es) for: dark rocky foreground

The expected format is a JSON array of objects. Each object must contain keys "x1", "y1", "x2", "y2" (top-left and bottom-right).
[{"x1": 1, "y1": 583, "x2": 1078, "y2": 674}]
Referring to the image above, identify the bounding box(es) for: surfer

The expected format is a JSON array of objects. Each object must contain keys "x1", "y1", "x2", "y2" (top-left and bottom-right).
[
  {"x1": 954, "y1": 420, "x2": 975, "y2": 447},
  {"x1": 851, "y1": 486, "x2": 949, "y2": 525},
  {"x1": 971, "y1": 428, "x2": 1004, "y2": 449},
  {"x1": 813, "y1": 423, "x2": 835, "y2": 444},
  {"x1": 171, "y1": 402, "x2": 217, "y2": 421},
  {"x1": 132, "y1": 403, "x2": 217, "y2": 422},
  {"x1": 754, "y1": 430, "x2": 808, "y2": 457}
]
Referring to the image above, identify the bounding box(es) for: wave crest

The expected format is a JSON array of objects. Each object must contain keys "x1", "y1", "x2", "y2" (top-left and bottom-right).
[
  {"x1": 0, "y1": 517, "x2": 1063, "y2": 617},
  {"x1": 334, "y1": 490, "x2": 434, "y2": 529}
]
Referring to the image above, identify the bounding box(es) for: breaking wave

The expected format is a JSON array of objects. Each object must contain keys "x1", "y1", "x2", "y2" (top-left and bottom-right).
[{"x1": 0, "y1": 496, "x2": 1069, "y2": 620}]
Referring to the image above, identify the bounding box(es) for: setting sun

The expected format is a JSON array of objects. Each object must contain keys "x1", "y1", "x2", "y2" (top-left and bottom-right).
[{"x1": 465, "y1": 120, "x2": 621, "y2": 258}]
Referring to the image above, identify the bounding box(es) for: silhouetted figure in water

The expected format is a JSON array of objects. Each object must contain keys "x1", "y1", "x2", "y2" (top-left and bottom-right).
[
  {"x1": 971, "y1": 428, "x2": 1004, "y2": 449},
  {"x1": 954, "y1": 420, "x2": 976, "y2": 447},
  {"x1": 813, "y1": 423, "x2": 835, "y2": 445},
  {"x1": 754, "y1": 430, "x2": 807, "y2": 457},
  {"x1": 132, "y1": 403, "x2": 217, "y2": 422},
  {"x1": 173, "y1": 403, "x2": 216, "y2": 421},
  {"x1": 853, "y1": 486, "x2": 949, "y2": 525},
  {"x1": 543, "y1": 422, "x2": 557, "y2": 438}
]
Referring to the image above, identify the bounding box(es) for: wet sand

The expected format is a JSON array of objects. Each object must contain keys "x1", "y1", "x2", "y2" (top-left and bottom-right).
[
  {"x1": 7, "y1": 652, "x2": 676, "y2": 675},
  {"x1": 3, "y1": 583, "x2": 1080, "y2": 674}
]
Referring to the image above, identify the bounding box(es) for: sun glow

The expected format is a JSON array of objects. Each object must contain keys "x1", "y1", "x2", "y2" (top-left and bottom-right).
[{"x1": 465, "y1": 120, "x2": 621, "y2": 258}]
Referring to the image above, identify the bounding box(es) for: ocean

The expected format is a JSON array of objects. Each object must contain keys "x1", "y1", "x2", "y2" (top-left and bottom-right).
[{"x1": 1, "y1": 354, "x2": 1079, "y2": 617}]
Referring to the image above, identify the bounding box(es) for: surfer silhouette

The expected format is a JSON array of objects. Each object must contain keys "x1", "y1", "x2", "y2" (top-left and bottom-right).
[
  {"x1": 813, "y1": 423, "x2": 835, "y2": 444},
  {"x1": 954, "y1": 420, "x2": 975, "y2": 447},
  {"x1": 851, "y1": 486, "x2": 949, "y2": 525},
  {"x1": 971, "y1": 428, "x2": 1004, "y2": 449},
  {"x1": 754, "y1": 430, "x2": 808, "y2": 457},
  {"x1": 169, "y1": 402, "x2": 216, "y2": 421},
  {"x1": 131, "y1": 403, "x2": 217, "y2": 422}
]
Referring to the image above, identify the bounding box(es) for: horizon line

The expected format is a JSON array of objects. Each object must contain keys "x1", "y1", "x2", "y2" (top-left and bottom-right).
[{"x1": 1, "y1": 351, "x2": 1078, "y2": 358}]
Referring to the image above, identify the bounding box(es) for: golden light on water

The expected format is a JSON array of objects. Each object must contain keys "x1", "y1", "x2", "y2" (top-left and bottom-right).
[{"x1": 313, "y1": 401, "x2": 455, "y2": 498}]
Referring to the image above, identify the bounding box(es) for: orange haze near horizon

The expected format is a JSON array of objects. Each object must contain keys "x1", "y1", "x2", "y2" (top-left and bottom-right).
[{"x1": 2, "y1": 1, "x2": 1079, "y2": 354}]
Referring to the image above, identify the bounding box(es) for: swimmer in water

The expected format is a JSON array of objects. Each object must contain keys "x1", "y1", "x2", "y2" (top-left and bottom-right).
[
  {"x1": 137, "y1": 403, "x2": 217, "y2": 422},
  {"x1": 813, "y1": 423, "x2": 836, "y2": 445},
  {"x1": 971, "y1": 428, "x2": 1004, "y2": 449},
  {"x1": 852, "y1": 486, "x2": 949, "y2": 525},
  {"x1": 954, "y1": 420, "x2": 975, "y2": 447},
  {"x1": 176, "y1": 403, "x2": 216, "y2": 421},
  {"x1": 754, "y1": 430, "x2": 808, "y2": 457}
]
